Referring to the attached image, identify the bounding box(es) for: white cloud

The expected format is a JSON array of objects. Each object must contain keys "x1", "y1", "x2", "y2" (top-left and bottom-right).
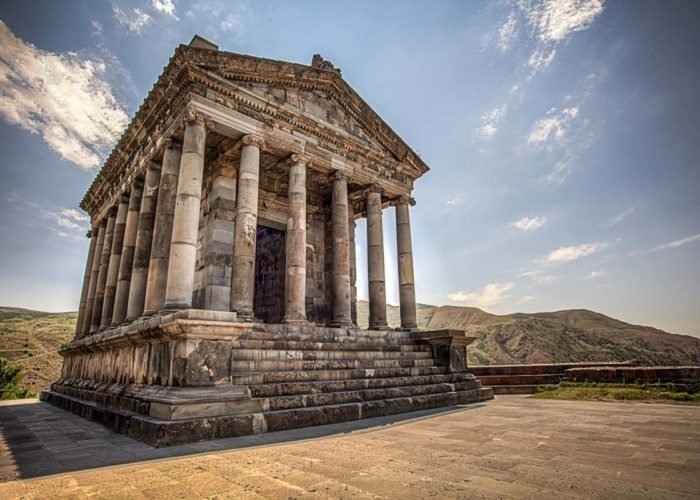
[
  {"x1": 542, "y1": 242, "x2": 606, "y2": 263},
  {"x1": 588, "y1": 271, "x2": 605, "y2": 278},
  {"x1": 512, "y1": 215, "x2": 547, "y2": 231},
  {"x1": 498, "y1": 12, "x2": 518, "y2": 52},
  {"x1": 219, "y1": 13, "x2": 243, "y2": 32},
  {"x1": 527, "y1": 47, "x2": 556, "y2": 71},
  {"x1": 522, "y1": 0, "x2": 606, "y2": 43},
  {"x1": 476, "y1": 104, "x2": 507, "y2": 139},
  {"x1": 42, "y1": 208, "x2": 90, "y2": 237},
  {"x1": 113, "y1": 6, "x2": 153, "y2": 34},
  {"x1": 518, "y1": 270, "x2": 542, "y2": 278},
  {"x1": 448, "y1": 282, "x2": 515, "y2": 308},
  {"x1": 654, "y1": 233, "x2": 700, "y2": 251},
  {"x1": 515, "y1": 0, "x2": 605, "y2": 74},
  {"x1": 516, "y1": 295, "x2": 536, "y2": 305},
  {"x1": 518, "y1": 270, "x2": 556, "y2": 283},
  {"x1": 528, "y1": 107, "x2": 579, "y2": 146},
  {"x1": 152, "y1": 0, "x2": 178, "y2": 19},
  {"x1": 91, "y1": 20, "x2": 104, "y2": 37},
  {"x1": 0, "y1": 21, "x2": 129, "y2": 170},
  {"x1": 606, "y1": 206, "x2": 636, "y2": 227},
  {"x1": 446, "y1": 196, "x2": 464, "y2": 207}
]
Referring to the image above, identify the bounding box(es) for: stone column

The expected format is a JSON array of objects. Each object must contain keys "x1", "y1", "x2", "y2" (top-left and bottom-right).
[
  {"x1": 230, "y1": 135, "x2": 263, "y2": 320},
  {"x1": 75, "y1": 227, "x2": 98, "y2": 338},
  {"x1": 164, "y1": 111, "x2": 207, "y2": 310},
  {"x1": 81, "y1": 221, "x2": 105, "y2": 336},
  {"x1": 200, "y1": 161, "x2": 236, "y2": 311},
  {"x1": 366, "y1": 184, "x2": 388, "y2": 329},
  {"x1": 395, "y1": 196, "x2": 417, "y2": 330},
  {"x1": 349, "y1": 212, "x2": 358, "y2": 326},
  {"x1": 330, "y1": 171, "x2": 352, "y2": 327},
  {"x1": 112, "y1": 178, "x2": 144, "y2": 325},
  {"x1": 143, "y1": 141, "x2": 181, "y2": 315},
  {"x1": 283, "y1": 154, "x2": 307, "y2": 323},
  {"x1": 90, "y1": 210, "x2": 116, "y2": 333},
  {"x1": 101, "y1": 194, "x2": 129, "y2": 329},
  {"x1": 126, "y1": 162, "x2": 161, "y2": 320}
]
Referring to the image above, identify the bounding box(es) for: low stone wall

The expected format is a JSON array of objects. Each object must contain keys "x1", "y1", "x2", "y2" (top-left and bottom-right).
[
  {"x1": 471, "y1": 361, "x2": 638, "y2": 395},
  {"x1": 564, "y1": 366, "x2": 700, "y2": 393}
]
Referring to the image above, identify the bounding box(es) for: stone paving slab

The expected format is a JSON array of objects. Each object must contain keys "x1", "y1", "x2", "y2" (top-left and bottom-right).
[{"x1": 1, "y1": 396, "x2": 699, "y2": 498}]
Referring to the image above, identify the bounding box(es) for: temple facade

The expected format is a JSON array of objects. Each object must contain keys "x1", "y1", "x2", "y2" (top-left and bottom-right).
[{"x1": 44, "y1": 36, "x2": 492, "y2": 446}]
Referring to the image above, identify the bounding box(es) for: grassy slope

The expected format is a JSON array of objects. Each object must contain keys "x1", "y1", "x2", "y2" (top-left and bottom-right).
[
  {"x1": 357, "y1": 301, "x2": 700, "y2": 366},
  {"x1": 0, "y1": 307, "x2": 75, "y2": 392}
]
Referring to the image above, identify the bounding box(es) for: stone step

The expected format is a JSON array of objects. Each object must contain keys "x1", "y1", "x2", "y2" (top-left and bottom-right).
[
  {"x1": 240, "y1": 329, "x2": 417, "y2": 345},
  {"x1": 262, "y1": 380, "x2": 484, "y2": 411},
  {"x1": 490, "y1": 385, "x2": 540, "y2": 395},
  {"x1": 243, "y1": 324, "x2": 415, "y2": 340},
  {"x1": 233, "y1": 339, "x2": 431, "y2": 353},
  {"x1": 231, "y1": 366, "x2": 446, "y2": 385},
  {"x1": 231, "y1": 358, "x2": 438, "y2": 373},
  {"x1": 230, "y1": 348, "x2": 433, "y2": 362},
  {"x1": 248, "y1": 373, "x2": 477, "y2": 397}
]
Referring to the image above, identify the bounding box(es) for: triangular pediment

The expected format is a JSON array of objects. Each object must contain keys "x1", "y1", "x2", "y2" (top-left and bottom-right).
[{"x1": 182, "y1": 46, "x2": 428, "y2": 178}]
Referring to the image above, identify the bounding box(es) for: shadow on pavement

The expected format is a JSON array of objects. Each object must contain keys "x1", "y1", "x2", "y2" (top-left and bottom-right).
[{"x1": 0, "y1": 399, "x2": 485, "y2": 481}]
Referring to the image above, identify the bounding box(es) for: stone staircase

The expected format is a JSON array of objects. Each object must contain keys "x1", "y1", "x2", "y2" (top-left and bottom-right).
[{"x1": 43, "y1": 324, "x2": 493, "y2": 447}]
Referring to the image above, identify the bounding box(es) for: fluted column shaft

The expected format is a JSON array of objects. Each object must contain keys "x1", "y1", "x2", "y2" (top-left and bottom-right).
[
  {"x1": 127, "y1": 162, "x2": 161, "y2": 320},
  {"x1": 283, "y1": 156, "x2": 307, "y2": 323},
  {"x1": 395, "y1": 197, "x2": 417, "y2": 330},
  {"x1": 81, "y1": 222, "x2": 105, "y2": 336},
  {"x1": 112, "y1": 179, "x2": 144, "y2": 325},
  {"x1": 331, "y1": 171, "x2": 352, "y2": 326},
  {"x1": 164, "y1": 116, "x2": 207, "y2": 309},
  {"x1": 101, "y1": 195, "x2": 129, "y2": 329},
  {"x1": 230, "y1": 135, "x2": 263, "y2": 319},
  {"x1": 367, "y1": 186, "x2": 388, "y2": 329},
  {"x1": 75, "y1": 228, "x2": 98, "y2": 338},
  {"x1": 90, "y1": 212, "x2": 116, "y2": 333},
  {"x1": 143, "y1": 142, "x2": 181, "y2": 315}
]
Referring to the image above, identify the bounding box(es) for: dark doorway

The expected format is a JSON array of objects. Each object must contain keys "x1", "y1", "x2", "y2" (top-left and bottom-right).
[{"x1": 253, "y1": 225, "x2": 286, "y2": 323}]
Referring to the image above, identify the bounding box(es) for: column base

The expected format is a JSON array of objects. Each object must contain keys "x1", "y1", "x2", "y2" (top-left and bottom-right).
[
  {"x1": 369, "y1": 322, "x2": 389, "y2": 329},
  {"x1": 282, "y1": 316, "x2": 308, "y2": 325},
  {"x1": 328, "y1": 320, "x2": 354, "y2": 328}
]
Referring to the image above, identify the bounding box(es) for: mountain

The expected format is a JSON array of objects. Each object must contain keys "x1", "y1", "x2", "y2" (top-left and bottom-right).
[
  {"x1": 0, "y1": 307, "x2": 75, "y2": 392},
  {"x1": 356, "y1": 301, "x2": 700, "y2": 366},
  {"x1": 1, "y1": 303, "x2": 698, "y2": 393}
]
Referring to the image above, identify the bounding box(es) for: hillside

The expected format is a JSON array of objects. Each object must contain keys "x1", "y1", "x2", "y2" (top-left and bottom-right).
[
  {"x1": 0, "y1": 307, "x2": 75, "y2": 392},
  {"x1": 357, "y1": 301, "x2": 700, "y2": 366},
  {"x1": 1, "y1": 303, "x2": 698, "y2": 393}
]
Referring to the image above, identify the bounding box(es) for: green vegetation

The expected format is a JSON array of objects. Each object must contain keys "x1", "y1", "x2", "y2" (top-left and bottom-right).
[
  {"x1": 0, "y1": 357, "x2": 37, "y2": 400},
  {"x1": 0, "y1": 307, "x2": 76, "y2": 392},
  {"x1": 531, "y1": 382, "x2": 700, "y2": 404}
]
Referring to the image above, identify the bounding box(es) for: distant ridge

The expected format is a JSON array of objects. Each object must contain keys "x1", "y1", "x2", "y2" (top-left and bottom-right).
[{"x1": 356, "y1": 301, "x2": 700, "y2": 366}]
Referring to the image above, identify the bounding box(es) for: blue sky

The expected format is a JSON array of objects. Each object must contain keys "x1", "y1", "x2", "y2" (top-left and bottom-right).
[{"x1": 0, "y1": 0, "x2": 698, "y2": 336}]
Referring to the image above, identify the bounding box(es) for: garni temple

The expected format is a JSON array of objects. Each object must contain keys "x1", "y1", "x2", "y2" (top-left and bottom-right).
[{"x1": 42, "y1": 36, "x2": 493, "y2": 446}]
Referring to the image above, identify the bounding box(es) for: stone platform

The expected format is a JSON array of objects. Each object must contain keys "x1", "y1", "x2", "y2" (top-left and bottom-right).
[{"x1": 42, "y1": 311, "x2": 493, "y2": 446}]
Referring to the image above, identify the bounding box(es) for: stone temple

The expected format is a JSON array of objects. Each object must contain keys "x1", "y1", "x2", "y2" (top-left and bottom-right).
[{"x1": 42, "y1": 36, "x2": 493, "y2": 446}]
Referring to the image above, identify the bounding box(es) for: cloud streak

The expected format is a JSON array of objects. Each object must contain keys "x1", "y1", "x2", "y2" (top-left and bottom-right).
[
  {"x1": 449, "y1": 282, "x2": 515, "y2": 308},
  {"x1": 0, "y1": 21, "x2": 129, "y2": 170},
  {"x1": 512, "y1": 216, "x2": 547, "y2": 231},
  {"x1": 654, "y1": 233, "x2": 700, "y2": 251},
  {"x1": 542, "y1": 242, "x2": 606, "y2": 263}
]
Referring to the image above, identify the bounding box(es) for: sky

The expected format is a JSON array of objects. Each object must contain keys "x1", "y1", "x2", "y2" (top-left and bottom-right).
[{"x1": 0, "y1": 0, "x2": 698, "y2": 336}]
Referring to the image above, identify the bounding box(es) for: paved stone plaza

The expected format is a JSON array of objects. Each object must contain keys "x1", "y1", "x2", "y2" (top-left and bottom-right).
[{"x1": 1, "y1": 396, "x2": 698, "y2": 498}]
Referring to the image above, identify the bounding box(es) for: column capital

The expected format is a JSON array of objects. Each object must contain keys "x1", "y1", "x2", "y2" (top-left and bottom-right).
[
  {"x1": 290, "y1": 153, "x2": 311, "y2": 166},
  {"x1": 184, "y1": 104, "x2": 207, "y2": 126},
  {"x1": 163, "y1": 137, "x2": 183, "y2": 151},
  {"x1": 390, "y1": 195, "x2": 416, "y2": 207},
  {"x1": 331, "y1": 169, "x2": 347, "y2": 181},
  {"x1": 368, "y1": 183, "x2": 383, "y2": 195},
  {"x1": 241, "y1": 134, "x2": 265, "y2": 149}
]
